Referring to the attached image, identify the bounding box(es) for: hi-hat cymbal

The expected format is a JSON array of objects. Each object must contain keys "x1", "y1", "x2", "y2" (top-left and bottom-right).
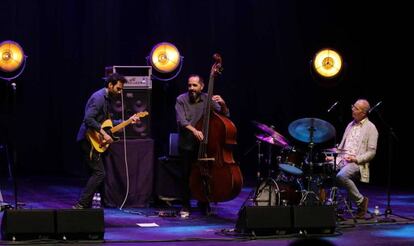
[
  {"x1": 255, "y1": 134, "x2": 289, "y2": 147},
  {"x1": 288, "y1": 118, "x2": 336, "y2": 143}
]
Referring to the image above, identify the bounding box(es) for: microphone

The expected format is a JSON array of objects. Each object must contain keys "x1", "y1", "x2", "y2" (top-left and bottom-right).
[
  {"x1": 368, "y1": 101, "x2": 383, "y2": 114},
  {"x1": 327, "y1": 101, "x2": 339, "y2": 113}
]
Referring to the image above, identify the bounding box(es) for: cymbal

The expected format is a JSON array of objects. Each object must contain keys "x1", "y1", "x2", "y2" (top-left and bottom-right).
[
  {"x1": 288, "y1": 118, "x2": 336, "y2": 143},
  {"x1": 252, "y1": 121, "x2": 290, "y2": 147},
  {"x1": 252, "y1": 121, "x2": 277, "y2": 136},
  {"x1": 255, "y1": 134, "x2": 289, "y2": 147}
]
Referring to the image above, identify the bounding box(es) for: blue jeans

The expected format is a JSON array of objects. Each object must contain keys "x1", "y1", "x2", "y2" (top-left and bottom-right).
[{"x1": 336, "y1": 162, "x2": 364, "y2": 206}]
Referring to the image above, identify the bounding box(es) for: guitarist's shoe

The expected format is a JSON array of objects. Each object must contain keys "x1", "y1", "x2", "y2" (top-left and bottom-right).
[
  {"x1": 72, "y1": 203, "x2": 88, "y2": 209},
  {"x1": 179, "y1": 208, "x2": 190, "y2": 218}
]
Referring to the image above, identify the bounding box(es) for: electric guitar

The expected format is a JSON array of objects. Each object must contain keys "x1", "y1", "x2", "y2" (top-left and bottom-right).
[{"x1": 86, "y1": 111, "x2": 149, "y2": 153}]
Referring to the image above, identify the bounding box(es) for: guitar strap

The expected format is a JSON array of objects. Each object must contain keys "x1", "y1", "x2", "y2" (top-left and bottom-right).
[
  {"x1": 89, "y1": 146, "x2": 94, "y2": 160},
  {"x1": 104, "y1": 95, "x2": 111, "y2": 120},
  {"x1": 89, "y1": 145, "x2": 102, "y2": 161}
]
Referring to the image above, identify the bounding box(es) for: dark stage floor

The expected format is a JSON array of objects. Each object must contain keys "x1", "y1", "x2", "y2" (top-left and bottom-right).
[{"x1": 0, "y1": 177, "x2": 413, "y2": 245}]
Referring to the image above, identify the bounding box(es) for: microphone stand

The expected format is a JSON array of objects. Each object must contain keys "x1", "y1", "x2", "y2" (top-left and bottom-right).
[
  {"x1": 1, "y1": 81, "x2": 21, "y2": 210},
  {"x1": 372, "y1": 109, "x2": 412, "y2": 222},
  {"x1": 10, "y1": 82, "x2": 20, "y2": 210}
]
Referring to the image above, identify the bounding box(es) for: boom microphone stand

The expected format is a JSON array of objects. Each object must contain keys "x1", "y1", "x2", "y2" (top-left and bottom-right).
[{"x1": 371, "y1": 105, "x2": 412, "y2": 222}]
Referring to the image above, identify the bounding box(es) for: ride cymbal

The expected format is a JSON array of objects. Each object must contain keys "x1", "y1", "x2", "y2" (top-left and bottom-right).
[{"x1": 288, "y1": 118, "x2": 335, "y2": 143}]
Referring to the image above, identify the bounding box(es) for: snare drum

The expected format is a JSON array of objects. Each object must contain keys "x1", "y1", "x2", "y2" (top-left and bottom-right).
[
  {"x1": 305, "y1": 162, "x2": 334, "y2": 177},
  {"x1": 279, "y1": 147, "x2": 304, "y2": 176},
  {"x1": 279, "y1": 163, "x2": 303, "y2": 176}
]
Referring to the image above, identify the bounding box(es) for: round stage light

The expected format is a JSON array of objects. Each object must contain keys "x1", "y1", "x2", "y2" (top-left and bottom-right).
[
  {"x1": 149, "y1": 42, "x2": 181, "y2": 73},
  {"x1": 0, "y1": 40, "x2": 25, "y2": 73},
  {"x1": 312, "y1": 48, "x2": 343, "y2": 78}
]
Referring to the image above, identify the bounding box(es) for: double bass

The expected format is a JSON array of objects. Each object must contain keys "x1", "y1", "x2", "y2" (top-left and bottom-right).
[{"x1": 189, "y1": 54, "x2": 243, "y2": 203}]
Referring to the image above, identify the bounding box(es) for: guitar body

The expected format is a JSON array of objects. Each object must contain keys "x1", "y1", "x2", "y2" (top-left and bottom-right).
[
  {"x1": 85, "y1": 111, "x2": 149, "y2": 153},
  {"x1": 86, "y1": 119, "x2": 113, "y2": 153}
]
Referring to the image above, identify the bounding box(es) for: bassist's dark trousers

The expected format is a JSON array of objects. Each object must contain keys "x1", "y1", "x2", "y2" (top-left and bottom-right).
[
  {"x1": 179, "y1": 148, "x2": 198, "y2": 210},
  {"x1": 179, "y1": 147, "x2": 211, "y2": 214}
]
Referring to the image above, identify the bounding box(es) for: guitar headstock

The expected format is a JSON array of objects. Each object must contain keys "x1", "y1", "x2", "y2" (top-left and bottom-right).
[{"x1": 136, "y1": 111, "x2": 149, "y2": 119}]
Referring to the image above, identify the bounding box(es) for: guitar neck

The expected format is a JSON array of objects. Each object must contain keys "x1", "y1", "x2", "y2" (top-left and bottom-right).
[{"x1": 110, "y1": 118, "x2": 133, "y2": 134}]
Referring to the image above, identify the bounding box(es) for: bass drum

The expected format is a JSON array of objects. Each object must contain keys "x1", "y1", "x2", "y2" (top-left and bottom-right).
[{"x1": 254, "y1": 178, "x2": 303, "y2": 206}]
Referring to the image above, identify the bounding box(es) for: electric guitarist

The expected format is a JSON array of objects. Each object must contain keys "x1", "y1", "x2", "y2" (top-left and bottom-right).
[
  {"x1": 74, "y1": 73, "x2": 140, "y2": 209},
  {"x1": 86, "y1": 111, "x2": 148, "y2": 153}
]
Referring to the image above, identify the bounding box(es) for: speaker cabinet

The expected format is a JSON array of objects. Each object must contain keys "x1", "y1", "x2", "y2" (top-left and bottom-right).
[
  {"x1": 168, "y1": 133, "x2": 179, "y2": 157},
  {"x1": 156, "y1": 156, "x2": 184, "y2": 200},
  {"x1": 55, "y1": 209, "x2": 104, "y2": 240},
  {"x1": 110, "y1": 89, "x2": 151, "y2": 138},
  {"x1": 235, "y1": 206, "x2": 292, "y2": 235},
  {"x1": 1, "y1": 209, "x2": 55, "y2": 240},
  {"x1": 293, "y1": 206, "x2": 336, "y2": 233}
]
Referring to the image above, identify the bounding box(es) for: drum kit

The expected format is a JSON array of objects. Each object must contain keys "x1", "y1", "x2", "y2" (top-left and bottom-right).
[{"x1": 251, "y1": 118, "x2": 344, "y2": 207}]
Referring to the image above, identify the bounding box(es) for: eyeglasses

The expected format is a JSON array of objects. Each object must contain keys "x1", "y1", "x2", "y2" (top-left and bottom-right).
[
  {"x1": 351, "y1": 104, "x2": 361, "y2": 111},
  {"x1": 351, "y1": 104, "x2": 365, "y2": 112}
]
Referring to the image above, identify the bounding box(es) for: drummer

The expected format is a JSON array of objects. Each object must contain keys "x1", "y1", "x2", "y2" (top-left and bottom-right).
[{"x1": 327, "y1": 99, "x2": 378, "y2": 219}]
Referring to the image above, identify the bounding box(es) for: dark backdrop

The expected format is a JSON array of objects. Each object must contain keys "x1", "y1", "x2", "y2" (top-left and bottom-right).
[{"x1": 0, "y1": 0, "x2": 411, "y2": 188}]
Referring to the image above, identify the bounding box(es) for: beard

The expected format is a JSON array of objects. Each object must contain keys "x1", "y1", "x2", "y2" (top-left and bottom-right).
[
  {"x1": 109, "y1": 91, "x2": 122, "y2": 100},
  {"x1": 189, "y1": 91, "x2": 200, "y2": 103}
]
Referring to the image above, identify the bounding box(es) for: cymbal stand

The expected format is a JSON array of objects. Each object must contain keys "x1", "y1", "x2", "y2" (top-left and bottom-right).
[
  {"x1": 239, "y1": 140, "x2": 265, "y2": 210},
  {"x1": 300, "y1": 120, "x2": 319, "y2": 205},
  {"x1": 252, "y1": 142, "x2": 277, "y2": 206},
  {"x1": 253, "y1": 140, "x2": 281, "y2": 206},
  {"x1": 243, "y1": 139, "x2": 263, "y2": 184}
]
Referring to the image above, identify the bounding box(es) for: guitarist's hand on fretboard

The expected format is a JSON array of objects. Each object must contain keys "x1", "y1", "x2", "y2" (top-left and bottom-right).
[{"x1": 130, "y1": 114, "x2": 141, "y2": 124}]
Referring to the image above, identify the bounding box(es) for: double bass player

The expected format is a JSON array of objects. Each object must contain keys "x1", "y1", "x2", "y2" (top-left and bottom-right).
[{"x1": 175, "y1": 74, "x2": 229, "y2": 217}]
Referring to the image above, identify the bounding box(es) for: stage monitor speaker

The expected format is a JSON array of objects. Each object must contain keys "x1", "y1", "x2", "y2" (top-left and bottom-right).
[
  {"x1": 235, "y1": 206, "x2": 292, "y2": 235},
  {"x1": 110, "y1": 89, "x2": 151, "y2": 139},
  {"x1": 1, "y1": 209, "x2": 55, "y2": 241},
  {"x1": 292, "y1": 206, "x2": 336, "y2": 234},
  {"x1": 55, "y1": 208, "x2": 104, "y2": 240}
]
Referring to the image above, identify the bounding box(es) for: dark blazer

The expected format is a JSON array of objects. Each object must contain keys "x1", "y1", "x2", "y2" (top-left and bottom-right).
[{"x1": 76, "y1": 88, "x2": 110, "y2": 142}]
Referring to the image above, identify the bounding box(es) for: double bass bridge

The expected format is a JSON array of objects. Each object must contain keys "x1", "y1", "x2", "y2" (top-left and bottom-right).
[{"x1": 198, "y1": 157, "x2": 215, "y2": 162}]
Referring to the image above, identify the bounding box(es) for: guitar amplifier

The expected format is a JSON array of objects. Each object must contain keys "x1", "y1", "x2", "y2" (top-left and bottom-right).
[
  {"x1": 110, "y1": 89, "x2": 151, "y2": 139},
  {"x1": 105, "y1": 66, "x2": 152, "y2": 89}
]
